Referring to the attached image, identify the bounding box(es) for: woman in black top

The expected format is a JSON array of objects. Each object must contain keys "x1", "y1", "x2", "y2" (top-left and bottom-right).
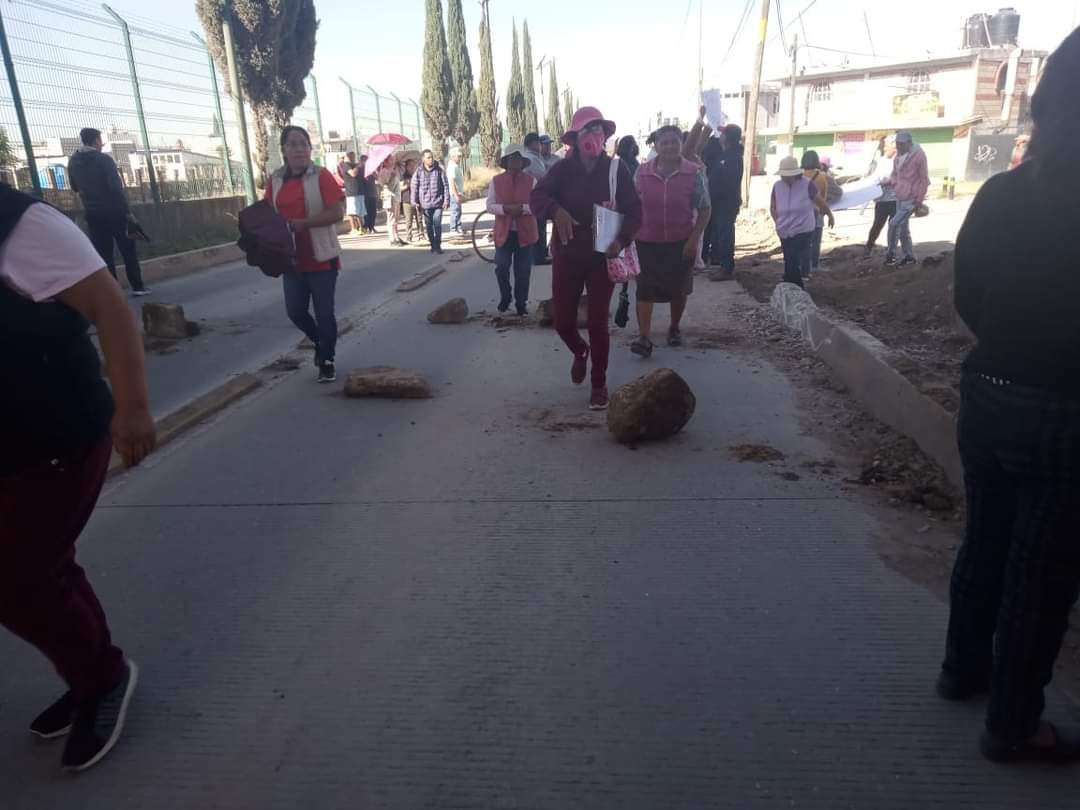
[{"x1": 939, "y1": 26, "x2": 1080, "y2": 764}]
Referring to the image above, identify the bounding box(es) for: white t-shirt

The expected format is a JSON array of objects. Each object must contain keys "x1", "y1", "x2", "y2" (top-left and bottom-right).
[{"x1": 0, "y1": 203, "x2": 105, "y2": 302}]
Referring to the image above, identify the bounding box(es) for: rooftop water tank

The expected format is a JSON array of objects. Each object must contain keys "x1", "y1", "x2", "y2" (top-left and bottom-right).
[
  {"x1": 989, "y1": 7, "x2": 1021, "y2": 46},
  {"x1": 964, "y1": 14, "x2": 991, "y2": 49}
]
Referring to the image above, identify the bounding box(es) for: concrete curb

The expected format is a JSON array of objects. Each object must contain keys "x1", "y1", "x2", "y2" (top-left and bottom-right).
[
  {"x1": 397, "y1": 263, "x2": 447, "y2": 292},
  {"x1": 766, "y1": 282, "x2": 963, "y2": 489},
  {"x1": 107, "y1": 372, "x2": 262, "y2": 478},
  {"x1": 116, "y1": 243, "x2": 242, "y2": 290}
]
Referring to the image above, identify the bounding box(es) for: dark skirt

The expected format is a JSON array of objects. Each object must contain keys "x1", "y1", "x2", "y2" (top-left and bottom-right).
[{"x1": 635, "y1": 240, "x2": 693, "y2": 303}]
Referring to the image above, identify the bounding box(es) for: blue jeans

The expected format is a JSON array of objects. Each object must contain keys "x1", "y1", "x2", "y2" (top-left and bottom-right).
[
  {"x1": 423, "y1": 207, "x2": 443, "y2": 251},
  {"x1": 494, "y1": 231, "x2": 533, "y2": 312},
  {"x1": 533, "y1": 217, "x2": 549, "y2": 263},
  {"x1": 710, "y1": 210, "x2": 736, "y2": 272},
  {"x1": 449, "y1": 198, "x2": 462, "y2": 233},
  {"x1": 802, "y1": 227, "x2": 823, "y2": 277},
  {"x1": 887, "y1": 199, "x2": 916, "y2": 259},
  {"x1": 945, "y1": 373, "x2": 1080, "y2": 742},
  {"x1": 283, "y1": 268, "x2": 338, "y2": 362}
]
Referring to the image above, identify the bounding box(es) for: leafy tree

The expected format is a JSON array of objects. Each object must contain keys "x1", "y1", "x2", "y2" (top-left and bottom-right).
[
  {"x1": 196, "y1": 0, "x2": 317, "y2": 184},
  {"x1": 419, "y1": 0, "x2": 455, "y2": 159},
  {"x1": 0, "y1": 127, "x2": 16, "y2": 170},
  {"x1": 521, "y1": 21, "x2": 538, "y2": 135},
  {"x1": 544, "y1": 61, "x2": 562, "y2": 139},
  {"x1": 476, "y1": 0, "x2": 501, "y2": 167},
  {"x1": 446, "y1": 0, "x2": 478, "y2": 160},
  {"x1": 505, "y1": 21, "x2": 526, "y2": 144}
]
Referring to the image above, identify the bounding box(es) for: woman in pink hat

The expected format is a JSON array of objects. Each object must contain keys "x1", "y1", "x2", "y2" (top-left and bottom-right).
[{"x1": 531, "y1": 106, "x2": 642, "y2": 410}]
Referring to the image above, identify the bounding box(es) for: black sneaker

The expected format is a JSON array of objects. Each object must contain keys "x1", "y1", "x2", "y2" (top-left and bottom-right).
[
  {"x1": 318, "y1": 361, "x2": 337, "y2": 384},
  {"x1": 30, "y1": 691, "x2": 76, "y2": 739},
  {"x1": 899, "y1": 256, "x2": 918, "y2": 267},
  {"x1": 61, "y1": 659, "x2": 138, "y2": 773},
  {"x1": 516, "y1": 305, "x2": 528, "y2": 317},
  {"x1": 935, "y1": 670, "x2": 989, "y2": 702},
  {"x1": 884, "y1": 255, "x2": 899, "y2": 267},
  {"x1": 668, "y1": 328, "x2": 683, "y2": 348}
]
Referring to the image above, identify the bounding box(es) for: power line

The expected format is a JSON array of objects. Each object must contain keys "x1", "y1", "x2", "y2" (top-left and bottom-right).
[
  {"x1": 768, "y1": 0, "x2": 821, "y2": 44},
  {"x1": 775, "y1": 0, "x2": 788, "y2": 53},
  {"x1": 676, "y1": 0, "x2": 694, "y2": 43},
  {"x1": 716, "y1": 0, "x2": 755, "y2": 70}
]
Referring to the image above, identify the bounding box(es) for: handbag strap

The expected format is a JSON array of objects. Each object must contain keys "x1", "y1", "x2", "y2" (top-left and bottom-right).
[{"x1": 608, "y1": 156, "x2": 620, "y2": 213}]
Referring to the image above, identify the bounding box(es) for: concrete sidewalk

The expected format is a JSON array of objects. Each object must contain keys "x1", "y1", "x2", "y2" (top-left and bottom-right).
[{"x1": 1, "y1": 263, "x2": 1075, "y2": 808}]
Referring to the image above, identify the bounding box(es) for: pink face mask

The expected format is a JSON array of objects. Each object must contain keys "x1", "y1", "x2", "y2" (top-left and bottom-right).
[{"x1": 578, "y1": 131, "x2": 606, "y2": 157}]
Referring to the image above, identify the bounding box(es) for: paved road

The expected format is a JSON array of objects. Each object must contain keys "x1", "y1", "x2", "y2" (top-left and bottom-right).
[
  {"x1": 128, "y1": 199, "x2": 491, "y2": 418},
  {"x1": 2, "y1": 254, "x2": 1075, "y2": 807}
]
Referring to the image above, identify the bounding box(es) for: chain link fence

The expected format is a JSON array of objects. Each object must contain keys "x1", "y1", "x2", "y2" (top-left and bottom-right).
[
  {"x1": 337, "y1": 82, "x2": 430, "y2": 159},
  {"x1": 0, "y1": 0, "x2": 260, "y2": 208},
  {"x1": 0, "y1": 0, "x2": 433, "y2": 212}
]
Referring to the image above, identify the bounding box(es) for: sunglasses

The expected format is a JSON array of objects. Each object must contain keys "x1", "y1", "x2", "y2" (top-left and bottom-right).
[{"x1": 581, "y1": 122, "x2": 606, "y2": 135}]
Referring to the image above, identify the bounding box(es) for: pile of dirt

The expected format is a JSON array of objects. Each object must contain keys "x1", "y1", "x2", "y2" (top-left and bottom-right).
[
  {"x1": 730, "y1": 443, "x2": 785, "y2": 463},
  {"x1": 736, "y1": 244, "x2": 971, "y2": 414}
]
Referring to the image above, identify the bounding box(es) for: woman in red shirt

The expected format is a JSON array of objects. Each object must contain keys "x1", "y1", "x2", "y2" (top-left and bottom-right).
[{"x1": 265, "y1": 126, "x2": 345, "y2": 383}]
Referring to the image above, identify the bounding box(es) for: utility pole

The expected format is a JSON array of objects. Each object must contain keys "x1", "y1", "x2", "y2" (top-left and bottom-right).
[
  {"x1": 742, "y1": 0, "x2": 771, "y2": 208},
  {"x1": 787, "y1": 34, "x2": 798, "y2": 156},
  {"x1": 222, "y1": 13, "x2": 256, "y2": 203}
]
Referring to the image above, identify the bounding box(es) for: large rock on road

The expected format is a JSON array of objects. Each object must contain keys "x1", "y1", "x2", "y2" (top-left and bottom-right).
[
  {"x1": 537, "y1": 296, "x2": 593, "y2": 329},
  {"x1": 344, "y1": 367, "x2": 433, "y2": 399},
  {"x1": 142, "y1": 302, "x2": 198, "y2": 339},
  {"x1": 607, "y1": 368, "x2": 696, "y2": 444},
  {"x1": 427, "y1": 298, "x2": 469, "y2": 324}
]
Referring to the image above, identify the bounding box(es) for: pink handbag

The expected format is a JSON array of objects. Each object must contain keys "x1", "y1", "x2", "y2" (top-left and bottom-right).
[{"x1": 596, "y1": 157, "x2": 640, "y2": 284}]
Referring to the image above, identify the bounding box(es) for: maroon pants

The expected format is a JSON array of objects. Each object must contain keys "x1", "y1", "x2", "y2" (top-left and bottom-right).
[
  {"x1": 0, "y1": 435, "x2": 124, "y2": 702},
  {"x1": 552, "y1": 255, "x2": 616, "y2": 387}
]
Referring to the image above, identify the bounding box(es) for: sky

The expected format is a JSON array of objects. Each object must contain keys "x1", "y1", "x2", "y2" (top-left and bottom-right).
[{"x1": 147, "y1": 0, "x2": 1076, "y2": 139}]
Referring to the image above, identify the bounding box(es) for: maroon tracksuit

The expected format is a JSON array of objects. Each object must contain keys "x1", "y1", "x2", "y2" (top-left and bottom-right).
[{"x1": 532, "y1": 153, "x2": 642, "y2": 387}]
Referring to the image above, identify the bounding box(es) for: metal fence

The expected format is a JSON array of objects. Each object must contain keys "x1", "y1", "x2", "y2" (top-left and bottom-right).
[
  {"x1": 0, "y1": 0, "x2": 261, "y2": 206},
  {"x1": 338, "y1": 81, "x2": 430, "y2": 156},
  {"x1": 0, "y1": 0, "x2": 431, "y2": 209}
]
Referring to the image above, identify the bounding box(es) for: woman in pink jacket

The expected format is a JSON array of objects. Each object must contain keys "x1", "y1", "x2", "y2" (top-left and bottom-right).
[{"x1": 630, "y1": 125, "x2": 711, "y2": 358}]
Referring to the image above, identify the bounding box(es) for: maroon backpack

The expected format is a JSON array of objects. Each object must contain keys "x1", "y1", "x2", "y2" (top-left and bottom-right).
[{"x1": 237, "y1": 200, "x2": 295, "y2": 278}]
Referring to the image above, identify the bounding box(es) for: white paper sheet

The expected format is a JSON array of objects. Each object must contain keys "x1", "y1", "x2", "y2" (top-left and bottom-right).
[
  {"x1": 703, "y1": 89, "x2": 726, "y2": 131},
  {"x1": 833, "y1": 177, "x2": 883, "y2": 211},
  {"x1": 593, "y1": 204, "x2": 624, "y2": 254}
]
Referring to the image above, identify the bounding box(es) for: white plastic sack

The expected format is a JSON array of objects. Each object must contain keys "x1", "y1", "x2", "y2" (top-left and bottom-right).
[{"x1": 770, "y1": 282, "x2": 819, "y2": 345}]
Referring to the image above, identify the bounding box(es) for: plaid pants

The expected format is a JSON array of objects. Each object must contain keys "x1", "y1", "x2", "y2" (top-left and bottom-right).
[{"x1": 944, "y1": 373, "x2": 1080, "y2": 742}]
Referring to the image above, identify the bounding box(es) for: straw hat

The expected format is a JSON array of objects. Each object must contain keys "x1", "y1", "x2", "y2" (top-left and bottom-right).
[
  {"x1": 778, "y1": 156, "x2": 802, "y2": 177},
  {"x1": 499, "y1": 144, "x2": 532, "y2": 169}
]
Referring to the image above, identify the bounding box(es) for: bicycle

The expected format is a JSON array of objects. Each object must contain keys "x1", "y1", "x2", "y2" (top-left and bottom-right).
[{"x1": 470, "y1": 209, "x2": 496, "y2": 264}]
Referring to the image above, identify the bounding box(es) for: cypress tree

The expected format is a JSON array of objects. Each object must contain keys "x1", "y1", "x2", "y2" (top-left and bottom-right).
[
  {"x1": 420, "y1": 0, "x2": 456, "y2": 158},
  {"x1": 521, "y1": 20, "x2": 539, "y2": 135},
  {"x1": 476, "y1": 0, "x2": 501, "y2": 167},
  {"x1": 544, "y1": 61, "x2": 561, "y2": 138},
  {"x1": 505, "y1": 21, "x2": 527, "y2": 144},
  {"x1": 446, "y1": 0, "x2": 478, "y2": 156}
]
